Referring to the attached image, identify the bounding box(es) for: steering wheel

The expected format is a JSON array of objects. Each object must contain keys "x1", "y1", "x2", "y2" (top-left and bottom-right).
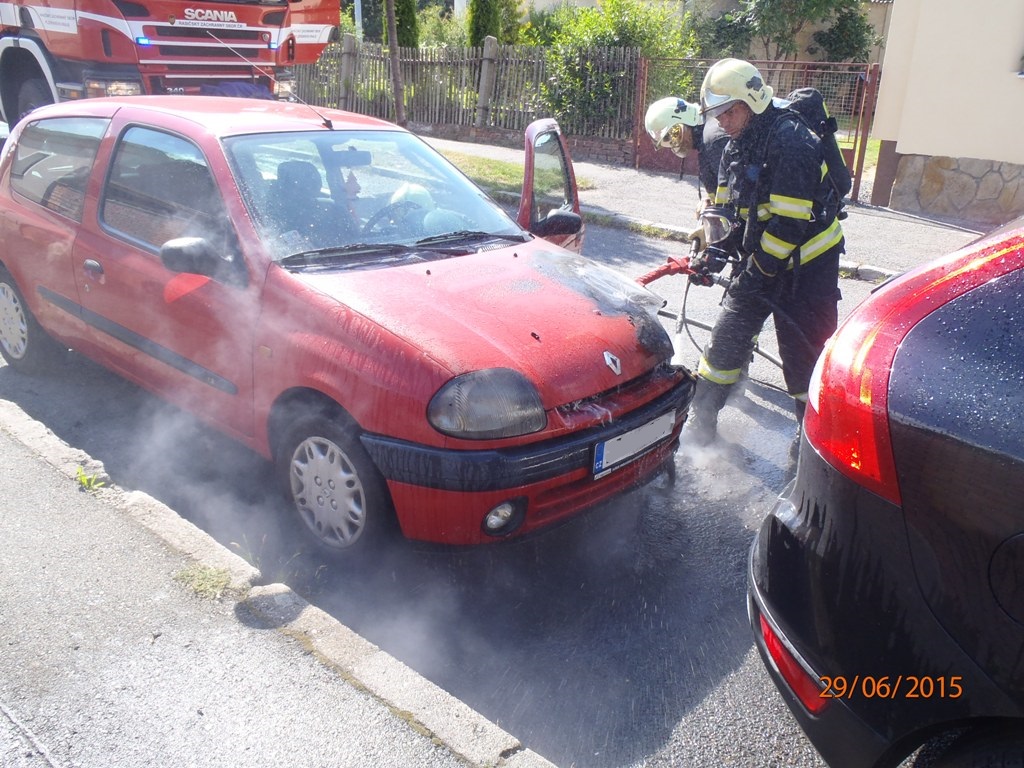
[{"x1": 361, "y1": 200, "x2": 422, "y2": 237}]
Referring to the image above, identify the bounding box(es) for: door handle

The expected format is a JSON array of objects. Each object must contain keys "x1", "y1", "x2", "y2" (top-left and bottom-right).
[{"x1": 83, "y1": 259, "x2": 104, "y2": 283}]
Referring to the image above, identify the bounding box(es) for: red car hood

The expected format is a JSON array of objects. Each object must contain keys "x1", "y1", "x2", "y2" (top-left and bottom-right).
[{"x1": 292, "y1": 247, "x2": 672, "y2": 407}]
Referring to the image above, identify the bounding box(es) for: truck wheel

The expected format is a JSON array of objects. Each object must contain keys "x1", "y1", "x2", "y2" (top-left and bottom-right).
[
  {"x1": 16, "y1": 78, "x2": 53, "y2": 122},
  {"x1": 933, "y1": 725, "x2": 1024, "y2": 768},
  {"x1": 0, "y1": 266, "x2": 65, "y2": 373},
  {"x1": 276, "y1": 405, "x2": 396, "y2": 554}
]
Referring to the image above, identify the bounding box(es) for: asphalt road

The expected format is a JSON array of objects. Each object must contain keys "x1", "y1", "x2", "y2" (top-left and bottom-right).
[{"x1": 0, "y1": 222, "x2": 885, "y2": 767}]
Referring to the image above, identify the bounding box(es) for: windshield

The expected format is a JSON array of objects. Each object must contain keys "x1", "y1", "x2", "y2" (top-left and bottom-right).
[{"x1": 223, "y1": 130, "x2": 522, "y2": 263}]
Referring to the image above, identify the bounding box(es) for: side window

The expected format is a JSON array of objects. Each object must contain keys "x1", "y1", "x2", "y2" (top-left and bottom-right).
[
  {"x1": 531, "y1": 130, "x2": 574, "y2": 223},
  {"x1": 10, "y1": 117, "x2": 108, "y2": 221},
  {"x1": 101, "y1": 127, "x2": 229, "y2": 253}
]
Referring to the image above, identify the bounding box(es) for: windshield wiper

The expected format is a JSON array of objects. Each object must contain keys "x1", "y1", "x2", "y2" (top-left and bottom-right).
[
  {"x1": 415, "y1": 230, "x2": 530, "y2": 246},
  {"x1": 279, "y1": 243, "x2": 414, "y2": 268}
]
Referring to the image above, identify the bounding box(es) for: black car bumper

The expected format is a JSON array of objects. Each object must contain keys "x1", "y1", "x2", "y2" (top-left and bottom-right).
[
  {"x1": 747, "y1": 437, "x2": 1019, "y2": 768},
  {"x1": 361, "y1": 376, "x2": 693, "y2": 492}
]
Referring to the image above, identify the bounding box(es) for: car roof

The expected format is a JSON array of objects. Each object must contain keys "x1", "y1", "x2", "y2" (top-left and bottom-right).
[{"x1": 24, "y1": 96, "x2": 401, "y2": 138}]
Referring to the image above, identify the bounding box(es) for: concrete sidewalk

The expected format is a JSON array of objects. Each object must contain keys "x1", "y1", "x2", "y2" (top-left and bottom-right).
[{"x1": 0, "y1": 398, "x2": 553, "y2": 768}]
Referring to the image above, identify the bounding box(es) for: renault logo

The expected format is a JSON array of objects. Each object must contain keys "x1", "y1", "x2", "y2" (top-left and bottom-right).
[{"x1": 604, "y1": 351, "x2": 622, "y2": 375}]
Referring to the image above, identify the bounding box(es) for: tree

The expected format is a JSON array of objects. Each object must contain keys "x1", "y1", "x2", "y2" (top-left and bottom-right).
[
  {"x1": 810, "y1": 6, "x2": 881, "y2": 62},
  {"x1": 417, "y1": 4, "x2": 469, "y2": 47},
  {"x1": 539, "y1": 0, "x2": 698, "y2": 132},
  {"x1": 468, "y1": 0, "x2": 500, "y2": 46},
  {"x1": 689, "y1": 5, "x2": 753, "y2": 60},
  {"x1": 497, "y1": 0, "x2": 521, "y2": 44},
  {"x1": 395, "y1": 0, "x2": 419, "y2": 47},
  {"x1": 360, "y1": 0, "x2": 384, "y2": 42},
  {"x1": 737, "y1": 0, "x2": 863, "y2": 62},
  {"x1": 385, "y1": 0, "x2": 406, "y2": 125}
]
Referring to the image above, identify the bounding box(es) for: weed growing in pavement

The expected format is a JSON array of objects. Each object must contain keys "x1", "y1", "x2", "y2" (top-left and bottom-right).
[
  {"x1": 231, "y1": 534, "x2": 312, "y2": 586},
  {"x1": 174, "y1": 563, "x2": 233, "y2": 600},
  {"x1": 75, "y1": 466, "x2": 106, "y2": 493}
]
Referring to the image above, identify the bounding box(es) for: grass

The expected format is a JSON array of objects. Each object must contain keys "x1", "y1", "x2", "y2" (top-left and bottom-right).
[
  {"x1": 174, "y1": 563, "x2": 233, "y2": 600},
  {"x1": 439, "y1": 149, "x2": 595, "y2": 197},
  {"x1": 838, "y1": 135, "x2": 881, "y2": 171},
  {"x1": 75, "y1": 465, "x2": 107, "y2": 493}
]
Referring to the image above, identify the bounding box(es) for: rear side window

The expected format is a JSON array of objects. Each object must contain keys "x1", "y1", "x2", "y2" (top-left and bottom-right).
[
  {"x1": 10, "y1": 117, "x2": 108, "y2": 221},
  {"x1": 101, "y1": 126, "x2": 228, "y2": 253}
]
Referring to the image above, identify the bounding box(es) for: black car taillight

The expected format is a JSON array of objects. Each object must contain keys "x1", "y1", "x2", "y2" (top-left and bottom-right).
[{"x1": 804, "y1": 232, "x2": 1024, "y2": 505}]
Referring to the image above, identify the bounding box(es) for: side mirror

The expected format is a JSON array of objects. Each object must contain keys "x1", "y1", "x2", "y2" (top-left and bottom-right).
[
  {"x1": 160, "y1": 237, "x2": 218, "y2": 276},
  {"x1": 532, "y1": 209, "x2": 583, "y2": 238}
]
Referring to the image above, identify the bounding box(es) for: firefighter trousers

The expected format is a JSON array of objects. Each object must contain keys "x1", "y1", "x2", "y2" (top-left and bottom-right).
[{"x1": 698, "y1": 250, "x2": 841, "y2": 402}]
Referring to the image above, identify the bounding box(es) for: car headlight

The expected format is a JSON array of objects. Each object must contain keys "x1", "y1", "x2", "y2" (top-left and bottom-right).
[{"x1": 428, "y1": 368, "x2": 546, "y2": 440}]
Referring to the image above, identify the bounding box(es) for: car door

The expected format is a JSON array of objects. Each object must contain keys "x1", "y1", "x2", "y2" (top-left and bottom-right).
[
  {"x1": 518, "y1": 119, "x2": 585, "y2": 253},
  {"x1": 72, "y1": 123, "x2": 258, "y2": 439},
  {"x1": 0, "y1": 116, "x2": 108, "y2": 348}
]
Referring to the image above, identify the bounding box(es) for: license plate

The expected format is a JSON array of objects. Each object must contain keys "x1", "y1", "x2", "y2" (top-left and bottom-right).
[{"x1": 592, "y1": 412, "x2": 675, "y2": 478}]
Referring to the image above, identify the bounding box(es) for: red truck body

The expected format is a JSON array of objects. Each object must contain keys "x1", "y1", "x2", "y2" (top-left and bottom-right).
[{"x1": 0, "y1": 0, "x2": 337, "y2": 124}]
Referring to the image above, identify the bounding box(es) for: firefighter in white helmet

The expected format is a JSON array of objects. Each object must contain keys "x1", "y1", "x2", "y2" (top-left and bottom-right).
[
  {"x1": 643, "y1": 96, "x2": 729, "y2": 250},
  {"x1": 685, "y1": 58, "x2": 845, "y2": 460}
]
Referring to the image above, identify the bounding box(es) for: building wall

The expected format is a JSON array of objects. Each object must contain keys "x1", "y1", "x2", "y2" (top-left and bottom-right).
[{"x1": 873, "y1": 0, "x2": 1024, "y2": 225}]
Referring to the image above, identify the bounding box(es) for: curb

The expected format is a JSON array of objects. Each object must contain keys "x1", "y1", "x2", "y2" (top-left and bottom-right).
[{"x1": 0, "y1": 396, "x2": 556, "y2": 768}]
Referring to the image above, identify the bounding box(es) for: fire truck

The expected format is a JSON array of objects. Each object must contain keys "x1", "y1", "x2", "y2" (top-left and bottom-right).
[{"x1": 0, "y1": 0, "x2": 339, "y2": 125}]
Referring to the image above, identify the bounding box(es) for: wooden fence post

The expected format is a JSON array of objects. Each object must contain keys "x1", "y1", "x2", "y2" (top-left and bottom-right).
[
  {"x1": 339, "y1": 33, "x2": 358, "y2": 112},
  {"x1": 476, "y1": 36, "x2": 499, "y2": 128}
]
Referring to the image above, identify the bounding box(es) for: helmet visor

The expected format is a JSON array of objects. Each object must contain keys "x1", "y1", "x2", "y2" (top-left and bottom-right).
[
  {"x1": 664, "y1": 124, "x2": 693, "y2": 158},
  {"x1": 701, "y1": 90, "x2": 736, "y2": 119}
]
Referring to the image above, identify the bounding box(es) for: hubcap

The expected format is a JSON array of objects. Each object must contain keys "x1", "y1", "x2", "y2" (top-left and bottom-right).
[
  {"x1": 289, "y1": 436, "x2": 366, "y2": 549},
  {"x1": 0, "y1": 283, "x2": 29, "y2": 360}
]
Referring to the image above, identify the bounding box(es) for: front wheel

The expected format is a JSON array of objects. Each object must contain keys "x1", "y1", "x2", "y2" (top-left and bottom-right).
[
  {"x1": 276, "y1": 407, "x2": 396, "y2": 553},
  {"x1": 0, "y1": 267, "x2": 65, "y2": 373},
  {"x1": 16, "y1": 78, "x2": 53, "y2": 122}
]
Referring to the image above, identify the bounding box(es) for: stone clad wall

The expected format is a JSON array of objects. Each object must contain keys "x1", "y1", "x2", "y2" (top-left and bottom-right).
[{"x1": 890, "y1": 155, "x2": 1024, "y2": 228}]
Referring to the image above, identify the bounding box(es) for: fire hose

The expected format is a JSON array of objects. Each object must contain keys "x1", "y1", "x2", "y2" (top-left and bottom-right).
[{"x1": 635, "y1": 242, "x2": 785, "y2": 372}]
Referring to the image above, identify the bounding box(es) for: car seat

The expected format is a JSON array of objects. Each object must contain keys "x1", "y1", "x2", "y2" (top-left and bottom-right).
[{"x1": 269, "y1": 160, "x2": 354, "y2": 247}]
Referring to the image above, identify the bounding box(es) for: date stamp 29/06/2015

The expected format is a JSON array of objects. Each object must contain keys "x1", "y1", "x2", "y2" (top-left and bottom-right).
[{"x1": 819, "y1": 676, "x2": 964, "y2": 701}]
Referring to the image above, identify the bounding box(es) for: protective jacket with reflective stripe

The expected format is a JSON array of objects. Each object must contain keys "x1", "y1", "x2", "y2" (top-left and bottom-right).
[{"x1": 713, "y1": 104, "x2": 843, "y2": 274}]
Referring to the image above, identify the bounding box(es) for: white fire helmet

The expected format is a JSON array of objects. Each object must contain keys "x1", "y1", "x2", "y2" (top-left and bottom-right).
[
  {"x1": 644, "y1": 97, "x2": 703, "y2": 158},
  {"x1": 700, "y1": 58, "x2": 774, "y2": 119}
]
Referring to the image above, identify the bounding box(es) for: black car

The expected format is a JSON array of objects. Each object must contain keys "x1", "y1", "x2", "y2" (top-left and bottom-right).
[{"x1": 748, "y1": 216, "x2": 1024, "y2": 768}]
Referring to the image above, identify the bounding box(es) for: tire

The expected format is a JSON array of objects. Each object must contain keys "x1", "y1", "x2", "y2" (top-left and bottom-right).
[
  {"x1": 16, "y1": 78, "x2": 53, "y2": 122},
  {"x1": 275, "y1": 405, "x2": 396, "y2": 553},
  {"x1": 932, "y1": 725, "x2": 1024, "y2": 768},
  {"x1": 0, "y1": 267, "x2": 65, "y2": 373}
]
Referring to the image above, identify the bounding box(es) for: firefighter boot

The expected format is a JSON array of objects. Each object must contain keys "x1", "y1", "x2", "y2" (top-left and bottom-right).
[{"x1": 685, "y1": 378, "x2": 731, "y2": 447}]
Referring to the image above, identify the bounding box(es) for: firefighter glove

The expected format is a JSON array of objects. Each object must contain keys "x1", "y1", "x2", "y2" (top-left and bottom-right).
[{"x1": 686, "y1": 225, "x2": 706, "y2": 253}]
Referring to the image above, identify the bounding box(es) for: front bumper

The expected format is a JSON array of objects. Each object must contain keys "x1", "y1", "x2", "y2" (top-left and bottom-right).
[{"x1": 361, "y1": 376, "x2": 693, "y2": 544}]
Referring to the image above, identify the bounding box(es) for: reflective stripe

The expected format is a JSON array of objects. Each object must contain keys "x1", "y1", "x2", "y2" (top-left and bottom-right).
[
  {"x1": 769, "y1": 193, "x2": 812, "y2": 220},
  {"x1": 756, "y1": 203, "x2": 771, "y2": 221},
  {"x1": 714, "y1": 185, "x2": 730, "y2": 205},
  {"x1": 797, "y1": 216, "x2": 843, "y2": 264},
  {"x1": 698, "y1": 356, "x2": 743, "y2": 385},
  {"x1": 793, "y1": 392, "x2": 808, "y2": 403},
  {"x1": 761, "y1": 230, "x2": 796, "y2": 260}
]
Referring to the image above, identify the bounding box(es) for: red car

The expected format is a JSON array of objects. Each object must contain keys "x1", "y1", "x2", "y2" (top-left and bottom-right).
[{"x1": 0, "y1": 97, "x2": 694, "y2": 552}]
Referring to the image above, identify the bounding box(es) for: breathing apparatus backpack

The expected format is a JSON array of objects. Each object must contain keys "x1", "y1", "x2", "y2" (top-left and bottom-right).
[{"x1": 771, "y1": 87, "x2": 852, "y2": 219}]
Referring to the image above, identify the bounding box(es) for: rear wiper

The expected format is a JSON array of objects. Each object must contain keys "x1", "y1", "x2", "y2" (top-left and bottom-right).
[
  {"x1": 279, "y1": 242, "x2": 413, "y2": 268},
  {"x1": 415, "y1": 230, "x2": 530, "y2": 246}
]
